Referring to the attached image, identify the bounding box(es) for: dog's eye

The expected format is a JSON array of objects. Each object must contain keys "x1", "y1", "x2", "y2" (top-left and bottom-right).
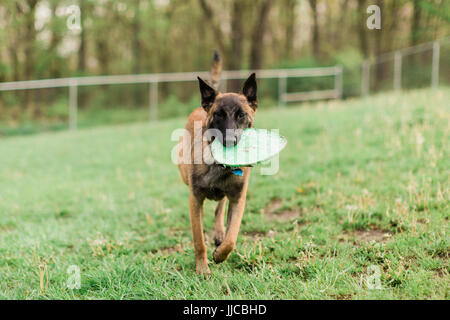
[{"x1": 237, "y1": 111, "x2": 245, "y2": 119}]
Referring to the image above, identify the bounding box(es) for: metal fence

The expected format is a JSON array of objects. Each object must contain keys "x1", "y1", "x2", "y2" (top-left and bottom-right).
[
  {"x1": 360, "y1": 37, "x2": 449, "y2": 96},
  {"x1": 0, "y1": 67, "x2": 343, "y2": 130}
]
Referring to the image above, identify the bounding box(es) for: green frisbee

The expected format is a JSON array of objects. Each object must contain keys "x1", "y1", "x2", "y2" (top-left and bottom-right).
[{"x1": 211, "y1": 128, "x2": 287, "y2": 167}]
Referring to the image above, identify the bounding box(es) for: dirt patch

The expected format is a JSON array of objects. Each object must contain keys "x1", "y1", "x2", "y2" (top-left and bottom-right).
[
  {"x1": 336, "y1": 294, "x2": 352, "y2": 300},
  {"x1": 354, "y1": 229, "x2": 392, "y2": 243},
  {"x1": 434, "y1": 251, "x2": 449, "y2": 260},
  {"x1": 264, "y1": 198, "x2": 283, "y2": 214},
  {"x1": 269, "y1": 208, "x2": 302, "y2": 221},
  {"x1": 156, "y1": 244, "x2": 185, "y2": 255},
  {"x1": 339, "y1": 228, "x2": 392, "y2": 244},
  {"x1": 435, "y1": 267, "x2": 448, "y2": 278},
  {"x1": 264, "y1": 198, "x2": 302, "y2": 221},
  {"x1": 417, "y1": 218, "x2": 430, "y2": 224},
  {"x1": 243, "y1": 231, "x2": 267, "y2": 239}
]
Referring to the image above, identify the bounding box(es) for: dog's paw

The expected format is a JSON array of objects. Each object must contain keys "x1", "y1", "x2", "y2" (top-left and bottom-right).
[
  {"x1": 213, "y1": 242, "x2": 235, "y2": 263},
  {"x1": 212, "y1": 248, "x2": 228, "y2": 264},
  {"x1": 214, "y1": 235, "x2": 224, "y2": 247},
  {"x1": 196, "y1": 259, "x2": 211, "y2": 275}
]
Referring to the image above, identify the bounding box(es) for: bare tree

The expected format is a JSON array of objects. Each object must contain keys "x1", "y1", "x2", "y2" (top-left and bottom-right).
[
  {"x1": 250, "y1": 0, "x2": 274, "y2": 70},
  {"x1": 283, "y1": 0, "x2": 297, "y2": 60},
  {"x1": 410, "y1": 0, "x2": 422, "y2": 45},
  {"x1": 308, "y1": 0, "x2": 320, "y2": 58},
  {"x1": 198, "y1": 0, "x2": 227, "y2": 56},
  {"x1": 78, "y1": 0, "x2": 87, "y2": 73},
  {"x1": 132, "y1": 0, "x2": 143, "y2": 105},
  {"x1": 132, "y1": 0, "x2": 141, "y2": 74},
  {"x1": 357, "y1": 0, "x2": 368, "y2": 57},
  {"x1": 229, "y1": 1, "x2": 244, "y2": 71},
  {"x1": 198, "y1": 0, "x2": 246, "y2": 91},
  {"x1": 198, "y1": 0, "x2": 274, "y2": 90},
  {"x1": 48, "y1": 1, "x2": 62, "y2": 78},
  {"x1": 6, "y1": 3, "x2": 21, "y2": 81},
  {"x1": 23, "y1": 0, "x2": 39, "y2": 81},
  {"x1": 21, "y1": 0, "x2": 39, "y2": 109}
]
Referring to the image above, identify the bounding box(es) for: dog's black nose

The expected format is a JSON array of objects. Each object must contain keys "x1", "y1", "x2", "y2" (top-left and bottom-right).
[{"x1": 224, "y1": 136, "x2": 237, "y2": 147}]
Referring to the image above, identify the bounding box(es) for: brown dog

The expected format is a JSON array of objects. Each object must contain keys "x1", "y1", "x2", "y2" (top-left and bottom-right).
[{"x1": 177, "y1": 52, "x2": 257, "y2": 274}]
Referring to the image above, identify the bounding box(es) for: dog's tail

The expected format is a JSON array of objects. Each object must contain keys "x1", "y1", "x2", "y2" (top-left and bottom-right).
[{"x1": 210, "y1": 50, "x2": 222, "y2": 90}]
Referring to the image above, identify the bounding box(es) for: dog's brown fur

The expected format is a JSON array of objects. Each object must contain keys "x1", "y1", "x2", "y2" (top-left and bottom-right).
[{"x1": 177, "y1": 52, "x2": 257, "y2": 274}]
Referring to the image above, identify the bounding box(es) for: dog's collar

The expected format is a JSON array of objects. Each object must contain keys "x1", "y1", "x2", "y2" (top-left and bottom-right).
[
  {"x1": 214, "y1": 162, "x2": 243, "y2": 176},
  {"x1": 231, "y1": 168, "x2": 243, "y2": 176}
]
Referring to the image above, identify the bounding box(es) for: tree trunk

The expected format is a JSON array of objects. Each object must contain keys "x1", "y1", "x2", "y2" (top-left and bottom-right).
[
  {"x1": 96, "y1": 39, "x2": 109, "y2": 75},
  {"x1": 374, "y1": 0, "x2": 384, "y2": 91},
  {"x1": 357, "y1": 0, "x2": 368, "y2": 57},
  {"x1": 24, "y1": 0, "x2": 39, "y2": 110},
  {"x1": 132, "y1": 0, "x2": 141, "y2": 74},
  {"x1": 49, "y1": 1, "x2": 62, "y2": 79},
  {"x1": 78, "y1": 0, "x2": 88, "y2": 108},
  {"x1": 309, "y1": 0, "x2": 320, "y2": 58},
  {"x1": 228, "y1": 0, "x2": 245, "y2": 91},
  {"x1": 336, "y1": 0, "x2": 350, "y2": 49},
  {"x1": 197, "y1": 0, "x2": 227, "y2": 56},
  {"x1": 250, "y1": 0, "x2": 274, "y2": 70},
  {"x1": 132, "y1": 0, "x2": 143, "y2": 105},
  {"x1": 283, "y1": 0, "x2": 297, "y2": 60},
  {"x1": 8, "y1": 43, "x2": 20, "y2": 82},
  {"x1": 24, "y1": 0, "x2": 38, "y2": 81},
  {"x1": 78, "y1": 0, "x2": 87, "y2": 73},
  {"x1": 410, "y1": 0, "x2": 422, "y2": 46}
]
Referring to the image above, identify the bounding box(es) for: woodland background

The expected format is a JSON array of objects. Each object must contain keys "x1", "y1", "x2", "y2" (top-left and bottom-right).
[{"x1": 0, "y1": 0, "x2": 449, "y2": 133}]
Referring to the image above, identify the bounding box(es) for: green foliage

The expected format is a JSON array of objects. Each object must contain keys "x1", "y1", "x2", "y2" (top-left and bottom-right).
[
  {"x1": 419, "y1": 1, "x2": 450, "y2": 22},
  {"x1": 158, "y1": 95, "x2": 200, "y2": 119},
  {"x1": 262, "y1": 57, "x2": 335, "y2": 101},
  {"x1": 44, "y1": 97, "x2": 69, "y2": 119},
  {"x1": 333, "y1": 48, "x2": 364, "y2": 97},
  {"x1": 333, "y1": 48, "x2": 364, "y2": 69}
]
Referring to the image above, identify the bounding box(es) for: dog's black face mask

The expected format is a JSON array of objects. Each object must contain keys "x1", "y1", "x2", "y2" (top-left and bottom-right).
[{"x1": 198, "y1": 74, "x2": 257, "y2": 147}]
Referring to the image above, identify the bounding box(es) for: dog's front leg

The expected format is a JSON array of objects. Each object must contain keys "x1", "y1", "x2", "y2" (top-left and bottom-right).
[
  {"x1": 214, "y1": 197, "x2": 227, "y2": 247},
  {"x1": 213, "y1": 194, "x2": 246, "y2": 263},
  {"x1": 189, "y1": 192, "x2": 210, "y2": 275}
]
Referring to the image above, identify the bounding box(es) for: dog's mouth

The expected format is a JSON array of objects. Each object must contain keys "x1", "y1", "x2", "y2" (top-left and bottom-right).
[
  {"x1": 205, "y1": 128, "x2": 242, "y2": 147},
  {"x1": 212, "y1": 135, "x2": 242, "y2": 147},
  {"x1": 222, "y1": 134, "x2": 241, "y2": 147}
]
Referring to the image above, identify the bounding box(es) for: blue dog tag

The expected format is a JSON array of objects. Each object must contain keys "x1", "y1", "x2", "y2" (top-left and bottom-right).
[{"x1": 232, "y1": 169, "x2": 243, "y2": 176}]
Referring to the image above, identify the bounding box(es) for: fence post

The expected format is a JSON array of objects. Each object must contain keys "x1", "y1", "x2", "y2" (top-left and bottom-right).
[
  {"x1": 149, "y1": 81, "x2": 158, "y2": 121},
  {"x1": 278, "y1": 72, "x2": 287, "y2": 107},
  {"x1": 361, "y1": 60, "x2": 370, "y2": 97},
  {"x1": 431, "y1": 41, "x2": 440, "y2": 89},
  {"x1": 335, "y1": 66, "x2": 343, "y2": 99},
  {"x1": 221, "y1": 78, "x2": 227, "y2": 92},
  {"x1": 69, "y1": 82, "x2": 78, "y2": 130},
  {"x1": 393, "y1": 51, "x2": 402, "y2": 91}
]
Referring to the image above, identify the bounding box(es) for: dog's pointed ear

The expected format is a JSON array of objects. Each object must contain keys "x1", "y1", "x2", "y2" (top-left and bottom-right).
[
  {"x1": 198, "y1": 77, "x2": 217, "y2": 112},
  {"x1": 242, "y1": 73, "x2": 257, "y2": 110}
]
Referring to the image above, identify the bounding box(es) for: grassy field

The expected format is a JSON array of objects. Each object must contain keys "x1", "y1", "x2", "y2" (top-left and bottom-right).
[{"x1": 0, "y1": 88, "x2": 448, "y2": 299}]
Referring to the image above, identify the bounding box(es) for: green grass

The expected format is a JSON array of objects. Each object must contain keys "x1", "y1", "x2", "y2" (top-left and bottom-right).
[{"x1": 0, "y1": 88, "x2": 448, "y2": 299}]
